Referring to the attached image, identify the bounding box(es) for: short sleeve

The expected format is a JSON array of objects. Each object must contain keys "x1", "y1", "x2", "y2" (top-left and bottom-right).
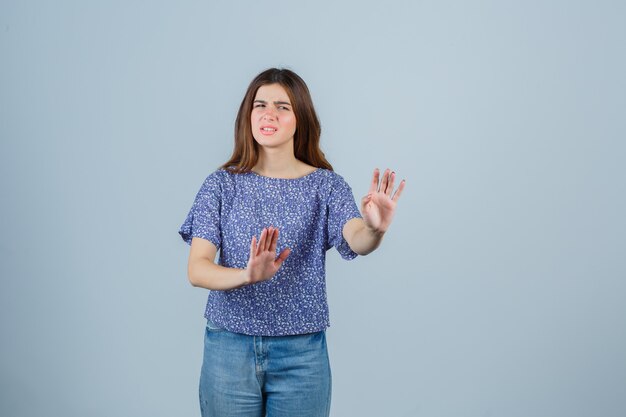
[
  {"x1": 178, "y1": 173, "x2": 222, "y2": 249},
  {"x1": 327, "y1": 174, "x2": 362, "y2": 260}
]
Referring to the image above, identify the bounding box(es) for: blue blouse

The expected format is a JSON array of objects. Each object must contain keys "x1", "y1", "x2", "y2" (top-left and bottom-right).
[{"x1": 178, "y1": 168, "x2": 362, "y2": 336}]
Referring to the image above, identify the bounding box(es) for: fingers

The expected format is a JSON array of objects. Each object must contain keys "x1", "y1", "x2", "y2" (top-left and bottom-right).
[
  {"x1": 255, "y1": 227, "x2": 268, "y2": 256},
  {"x1": 371, "y1": 168, "x2": 393, "y2": 195},
  {"x1": 369, "y1": 167, "x2": 404, "y2": 200},
  {"x1": 269, "y1": 228, "x2": 279, "y2": 253},
  {"x1": 392, "y1": 179, "x2": 406, "y2": 202},
  {"x1": 264, "y1": 227, "x2": 275, "y2": 251},
  {"x1": 369, "y1": 168, "x2": 380, "y2": 194},
  {"x1": 387, "y1": 171, "x2": 396, "y2": 196},
  {"x1": 253, "y1": 227, "x2": 284, "y2": 255},
  {"x1": 380, "y1": 168, "x2": 390, "y2": 194},
  {"x1": 249, "y1": 235, "x2": 257, "y2": 258}
]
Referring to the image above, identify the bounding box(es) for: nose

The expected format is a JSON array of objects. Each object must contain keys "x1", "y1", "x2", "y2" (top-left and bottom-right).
[{"x1": 262, "y1": 108, "x2": 276, "y2": 121}]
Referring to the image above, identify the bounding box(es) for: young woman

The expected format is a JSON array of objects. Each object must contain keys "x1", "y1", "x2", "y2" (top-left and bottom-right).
[{"x1": 179, "y1": 68, "x2": 405, "y2": 417}]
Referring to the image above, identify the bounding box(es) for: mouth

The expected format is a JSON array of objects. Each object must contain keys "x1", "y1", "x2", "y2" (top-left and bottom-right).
[{"x1": 260, "y1": 126, "x2": 277, "y2": 135}]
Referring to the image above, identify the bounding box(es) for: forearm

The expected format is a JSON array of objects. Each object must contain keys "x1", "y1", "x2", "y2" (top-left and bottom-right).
[
  {"x1": 188, "y1": 258, "x2": 248, "y2": 291},
  {"x1": 345, "y1": 218, "x2": 385, "y2": 256}
]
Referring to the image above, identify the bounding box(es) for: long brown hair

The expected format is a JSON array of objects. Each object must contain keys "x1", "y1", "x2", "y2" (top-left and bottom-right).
[{"x1": 221, "y1": 68, "x2": 333, "y2": 172}]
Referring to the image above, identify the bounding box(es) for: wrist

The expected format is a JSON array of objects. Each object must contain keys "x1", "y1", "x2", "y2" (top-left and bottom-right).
[
  {"x1": 364, "y1": 223, "x2": 386, "y2": 237},
  {"x1": 239, "y1": 268, "x2": 251, "y2": 287}
]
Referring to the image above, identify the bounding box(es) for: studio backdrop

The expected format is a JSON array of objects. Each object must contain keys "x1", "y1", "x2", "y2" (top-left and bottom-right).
[{"x1": 1, "y1": 1, "x2": 625, "y2": 416}]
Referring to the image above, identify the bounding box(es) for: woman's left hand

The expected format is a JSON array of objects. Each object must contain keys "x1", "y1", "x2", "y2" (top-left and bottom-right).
[{"x1": 361, "y1": 168, "x2": 405, "y2": 234}]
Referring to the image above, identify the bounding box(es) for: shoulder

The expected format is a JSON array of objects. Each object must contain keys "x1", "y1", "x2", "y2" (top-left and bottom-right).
[
  {"x1": 308, "y1": 169, "x2": 356, "y2": 205},
  {"x1": 203, "y1": 168, "x2": 240, "y2": 186},
  {"x1": 315, "y1": 169, "x2": 353, "y2": 190},
  {"x1": 314, "y1": 168, "x2": 342, "y2": 181},
  {"x1": 197, "y1": 169, "x2": 238, "y2": 198},
  {"x1": 205, "y1": 168, "x2": 231, "y2": 181}
]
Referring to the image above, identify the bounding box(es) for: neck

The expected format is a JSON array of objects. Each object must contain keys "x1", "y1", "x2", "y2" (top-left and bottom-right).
[
  {"x1": 253, "y1": 145, "x2": 312, "y2": 179},
  {"x1": 254, "y1": 151, "x2": 298, "y2": 177}
]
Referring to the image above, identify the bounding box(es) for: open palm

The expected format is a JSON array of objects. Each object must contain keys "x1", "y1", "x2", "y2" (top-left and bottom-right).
[
  {"x1": 244, "y1": 227, "x2": 291, "y2": 285},
  {"x1": 361, "y1": 168, "x2": 405, "y2": 233}
]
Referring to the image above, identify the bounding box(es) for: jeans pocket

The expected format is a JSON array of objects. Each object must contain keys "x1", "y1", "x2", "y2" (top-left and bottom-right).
[{"x1": 205, "y1": 318, "x2": 225, "y2": 332}]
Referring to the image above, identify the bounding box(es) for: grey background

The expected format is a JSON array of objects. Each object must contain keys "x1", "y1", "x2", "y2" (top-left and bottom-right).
[{"x1": 2, "y1": 1, "x2": 625, "y2": 416}]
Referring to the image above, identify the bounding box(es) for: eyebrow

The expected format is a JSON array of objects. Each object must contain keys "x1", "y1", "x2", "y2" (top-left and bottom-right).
[{"x1": 253, "y1": 100, "x2": 292, "y2": 106}]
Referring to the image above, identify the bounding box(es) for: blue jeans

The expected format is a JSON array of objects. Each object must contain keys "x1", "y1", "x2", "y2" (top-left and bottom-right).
[{"x1": 199, "y1": 320, "x2": 332, "y2": 417}]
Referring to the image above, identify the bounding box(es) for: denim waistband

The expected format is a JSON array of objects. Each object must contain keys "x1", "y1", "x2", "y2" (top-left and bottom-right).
[{"x1": 206, "y1": 318, "x2": 223, "y2": 331}]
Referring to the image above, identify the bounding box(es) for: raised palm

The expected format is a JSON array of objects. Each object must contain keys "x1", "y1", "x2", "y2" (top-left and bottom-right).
[
  {"x1": 245, "y1": 227, "x2": 291, "y2": 284},
  {"x1": 361, "y1": 168, "x2": 405, "y2": 233}
]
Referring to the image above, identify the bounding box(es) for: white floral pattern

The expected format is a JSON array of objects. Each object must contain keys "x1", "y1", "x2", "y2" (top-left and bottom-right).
[{"x1": 179, "y1": 168, "x2": 362, "y2": 336}]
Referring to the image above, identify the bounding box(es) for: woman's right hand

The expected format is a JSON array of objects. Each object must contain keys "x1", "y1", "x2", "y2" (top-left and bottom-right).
[{"x1": 243, "y1": 227, "x2": 291, "y2": 285}]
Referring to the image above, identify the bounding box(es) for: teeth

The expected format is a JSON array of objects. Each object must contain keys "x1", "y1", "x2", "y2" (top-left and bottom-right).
[{"x1": 262, "y1": 128, "x2": 276, "y2": 132}]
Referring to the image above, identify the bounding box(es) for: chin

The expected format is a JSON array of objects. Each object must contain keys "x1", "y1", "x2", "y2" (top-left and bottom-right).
[{"x1": 253, "y1": 137, "x2": 293, "y2": 150}]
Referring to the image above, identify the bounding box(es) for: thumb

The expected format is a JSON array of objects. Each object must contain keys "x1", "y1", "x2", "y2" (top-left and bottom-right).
[
  {"x1": 361, "y1": 193, "x2": 372, "y2": 209},
  {"x1": 274, "y1": 248, "x2": 291, "y2": 268}
]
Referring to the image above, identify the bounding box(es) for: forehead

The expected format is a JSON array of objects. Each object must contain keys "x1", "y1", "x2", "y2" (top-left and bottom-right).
[{"x1": 254, "y1": 83, "x2": 291, "y2": 102}]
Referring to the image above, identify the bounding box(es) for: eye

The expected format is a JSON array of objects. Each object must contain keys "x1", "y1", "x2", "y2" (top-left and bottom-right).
[
  {"x1": 253, "y1": 103, "x2": 265, "y2": 108},
  {"x1": 278, "y1": 105, "x2": 290, "y2": 111}
]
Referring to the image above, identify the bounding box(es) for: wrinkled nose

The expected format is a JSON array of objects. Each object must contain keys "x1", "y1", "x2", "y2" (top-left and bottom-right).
[{"x1": 262, "y1": 108, "x2": 276, "y2": 121}]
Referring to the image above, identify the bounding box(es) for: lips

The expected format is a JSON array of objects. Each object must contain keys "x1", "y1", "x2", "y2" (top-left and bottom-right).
[{"x1": 260, "y1": 125, "x2": 277, "y2": 135}]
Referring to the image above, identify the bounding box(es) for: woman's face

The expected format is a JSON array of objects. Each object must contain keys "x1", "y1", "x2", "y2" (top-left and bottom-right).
[{"x1": 250, "y1": 83, "x2": 297, "y2": 151}]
